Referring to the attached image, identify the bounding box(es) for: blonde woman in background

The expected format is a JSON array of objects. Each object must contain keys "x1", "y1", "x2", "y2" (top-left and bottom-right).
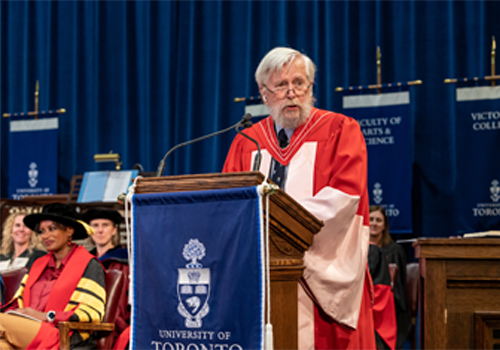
[{"x1": 0, "y1": 211, "x2": 46, "y2": 271}]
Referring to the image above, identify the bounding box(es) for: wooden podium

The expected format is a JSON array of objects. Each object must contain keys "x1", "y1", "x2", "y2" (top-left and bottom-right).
[
  {"x1": 415, "y1": 238, "x2": 500, "y2": 349},
  {"x1": 132, "y1": 171, "x2": 323, "y2": 350}
]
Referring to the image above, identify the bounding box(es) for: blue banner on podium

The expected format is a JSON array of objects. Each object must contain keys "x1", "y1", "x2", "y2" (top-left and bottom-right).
[
  {"x1": 131, "y1": 187, "x2": 264, "y2": 350},
  {"x1": 343, "y1": 91, "x2": 412, "y2": 233},
  {"x1": 455, "y1": 86, "x2": 500, "y2": 233},
  {"x1": 8, "y1": 117, "x2": 58, "y2": 199}
]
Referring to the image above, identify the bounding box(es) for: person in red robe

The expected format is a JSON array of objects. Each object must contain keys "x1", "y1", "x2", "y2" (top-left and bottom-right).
[
  {"x1": 223, "y1": 47, "x2": 376, "y2": 349},
  {"x1": 0, "y1": 203, "x2": 105, "y2": 350}
]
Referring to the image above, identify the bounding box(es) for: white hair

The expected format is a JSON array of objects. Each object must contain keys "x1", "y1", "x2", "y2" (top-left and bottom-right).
[{"x1": 254, "y1": 47, "x2": 316, "y2": 86}]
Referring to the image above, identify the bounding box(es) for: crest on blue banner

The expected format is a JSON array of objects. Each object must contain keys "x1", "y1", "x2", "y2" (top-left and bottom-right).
[
  {"x1": 372, "y1": 183, "x2": 383, "y2": 204},
  {"x1": 177, "y1": 239, "x2": 210, "y2": 328},
  {"x1": 131, "y1": 187, "x2": 264, "y2": 350},
  {"x1": 343, "y1": 91, "x2": 413, "y2": 233},
  {"x1": 491, "y1": 180, "x2": 500, "y2": 203}
]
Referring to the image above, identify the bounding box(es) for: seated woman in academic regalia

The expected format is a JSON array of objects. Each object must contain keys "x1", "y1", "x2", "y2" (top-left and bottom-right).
[
  {"x1": 370, "y1": 205, "x2": 412, "y2": 349},
  {"x1": 0, "y1": 203, "x2": 105, "y2": 350},
  {"x1": 82, "y1": 208, "x2": 130, "y2": 348}
]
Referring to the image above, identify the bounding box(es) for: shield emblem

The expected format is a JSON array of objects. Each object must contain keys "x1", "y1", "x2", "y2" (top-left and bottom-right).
[{"x1": 177, "y1": 268, "x2": 210, "y2": 328}]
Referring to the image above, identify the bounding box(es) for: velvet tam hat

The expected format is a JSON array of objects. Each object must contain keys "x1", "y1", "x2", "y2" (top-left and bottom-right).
[
  {"x1": 24, "y1": 202, "x2": 94, "y2": 240},
  {"x1": 81, "y1": 208, "x2": 124, "y2": 225}
]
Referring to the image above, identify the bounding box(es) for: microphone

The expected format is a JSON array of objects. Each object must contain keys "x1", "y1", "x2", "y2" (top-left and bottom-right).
[
  {"x1": 236, "y1": 124, "x2": 262, "y2": 172},
  {"x1": 156, "y1": 113, "x2": 253, "y2": 177}
]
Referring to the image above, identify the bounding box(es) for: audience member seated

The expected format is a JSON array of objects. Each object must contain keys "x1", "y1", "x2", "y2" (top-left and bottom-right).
[
  {"x1": 368, "y1": 243, "x2": 397, "y2": 350},
  {"x1": 82, "y1": 208, "x2": 130, "y2": 348},
  {"x1": 0, "y1": 203, "x2": 106, "y2": 350},
  {"x1": 0, "y1": 211, "x2": 46, "y2": 272},
  {"x1": 370, "y1": 205, "x2": 412, "y2": 349},
  {"x1": 82, "y1": 208, "x2": 123, "y2": 259}
]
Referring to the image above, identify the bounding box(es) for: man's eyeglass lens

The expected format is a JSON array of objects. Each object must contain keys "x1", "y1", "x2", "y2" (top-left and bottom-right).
[{"x1": 265, "y1": 83, "x2": 310, "y2": 98}]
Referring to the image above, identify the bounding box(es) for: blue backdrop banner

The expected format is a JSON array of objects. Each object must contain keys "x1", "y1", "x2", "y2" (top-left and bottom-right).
[
  {"x1": 131, "y1": 186, "x2": 264, "y2": 350},
  {"x1": 455, "y1": 86, "x2": 500, "y2": 233},
  {"x1": 8, "y1": 117, "x2": 58, "y2": 199},
  {"x1": 343, "y1": 91, "x2": 412, "y2": 234}
]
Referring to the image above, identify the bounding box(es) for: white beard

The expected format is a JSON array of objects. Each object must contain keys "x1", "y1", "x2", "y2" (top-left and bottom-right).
[{"x1": 269, "y1": 99, "x2": 313, "y2": 129}]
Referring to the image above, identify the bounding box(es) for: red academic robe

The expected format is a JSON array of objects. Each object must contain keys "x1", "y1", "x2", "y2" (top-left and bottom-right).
[
  {"x1": 223, "y1": 108, "x2": 375, "y2": 349},
  {"x1": 23, "y1": 246, "x2": 94, "y2": 349}
]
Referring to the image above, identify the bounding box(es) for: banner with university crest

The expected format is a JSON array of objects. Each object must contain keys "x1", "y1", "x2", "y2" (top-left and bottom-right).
[
  {"x1": 131, "y1": 187, "x2": 264, "y2": 350},
  {"x1": 343, "y1": 91, "x2": 412, "y2": 233},
  {"x1": 455, "y1": 86, "x2": 500, "y2": 233},
  {"x1": 8, "y1": 117, "x2": 59, "y2": 199}
]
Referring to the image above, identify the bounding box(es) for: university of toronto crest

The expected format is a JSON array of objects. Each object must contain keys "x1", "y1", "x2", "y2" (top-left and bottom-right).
[
  {"x1": 373, "y1": 182, "x2": 383, "y2": 204},
  {"x1": 490, "y1": 180, "x2": 500, "y2": 203},
  {"x1": 28, "y1": 162, "x2": 39, "y2": 188},
  {"x1": 177, "y1": 239, "x2": 210, "y2": 328}
]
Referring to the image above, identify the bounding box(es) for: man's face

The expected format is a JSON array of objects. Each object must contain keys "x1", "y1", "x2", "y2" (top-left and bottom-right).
[{"x1": 260, "y1": 57, "x2": 313, "y2": 129}]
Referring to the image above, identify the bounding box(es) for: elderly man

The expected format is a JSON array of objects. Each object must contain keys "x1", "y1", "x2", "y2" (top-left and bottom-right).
[{"x1": 223, "y1": 47, "x2": 375, "y2": 349}]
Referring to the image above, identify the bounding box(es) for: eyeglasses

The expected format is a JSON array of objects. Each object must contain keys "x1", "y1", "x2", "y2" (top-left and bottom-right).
[{"x1": 263, "y1": 81, "x2": 313, "y2": 99}]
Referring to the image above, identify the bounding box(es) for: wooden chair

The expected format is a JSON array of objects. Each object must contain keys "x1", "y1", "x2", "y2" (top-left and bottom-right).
[
  {"x1": 59, "y1": 269, "x2": 125, "y2": 350},
  {"x1": 406, "y1": 262, "x2": 419, "y2": 350},
  {"x1": 0, "y1": 267, "x2": 28, "y2": 304}
]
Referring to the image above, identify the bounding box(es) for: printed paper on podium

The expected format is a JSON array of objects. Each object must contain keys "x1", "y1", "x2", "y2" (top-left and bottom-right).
[{"x1": 77, "y1": 170, "x2": 139, "y2": 203}]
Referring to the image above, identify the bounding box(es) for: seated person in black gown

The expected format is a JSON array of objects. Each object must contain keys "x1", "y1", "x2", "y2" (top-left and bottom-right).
[
  {"x1": 82, "y1": 208, "x2": 130, "y2": 348},
  {"x1": 370, "y1": 205, "x2": 412, "y2": 349}
]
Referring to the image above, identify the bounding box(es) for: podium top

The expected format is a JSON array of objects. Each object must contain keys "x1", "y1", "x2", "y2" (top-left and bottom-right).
[
  {"x1": 134, "y1": 171, "x2": 266, "y2": 193},
  {"x1": 133, "y1": 171, "x2": 323, "y2": 250},
  {"x1": 415, "y1": 237, "x2": 500, "y2": 259}
]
